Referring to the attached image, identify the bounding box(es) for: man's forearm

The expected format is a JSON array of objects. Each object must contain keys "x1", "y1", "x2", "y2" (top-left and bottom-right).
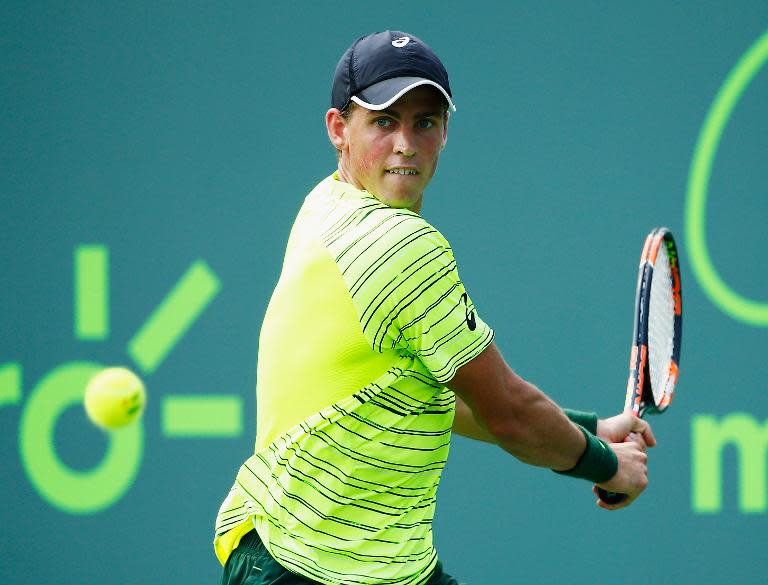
[
  {"x1": 447, "y1": 343, "x2": 620, "y2": 486},
  {"x1": 485, "y1": 379, "x2": 586, "y2": 470},
  {"x1": 447, "y1": 344, "x2": 585, "y2": 470},
  {"x1": 454, "y1": 397, "x2": 599, "y2": 452}
]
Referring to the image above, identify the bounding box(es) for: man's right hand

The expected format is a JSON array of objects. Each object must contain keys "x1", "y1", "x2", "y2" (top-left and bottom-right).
[{"x1": 592, "y1": 438, "x2": 649, "y2": 510}]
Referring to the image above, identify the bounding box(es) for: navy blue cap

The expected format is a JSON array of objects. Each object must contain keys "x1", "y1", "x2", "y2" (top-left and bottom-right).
[{"x1": 331, "y1": 31, "x2": 455, "y2": 113}]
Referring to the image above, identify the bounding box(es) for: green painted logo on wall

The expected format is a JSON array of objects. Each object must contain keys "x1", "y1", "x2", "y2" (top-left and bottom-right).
[
  {"x1": 1, "y1": 245, "x2": 243, "y2": 515},
  {"x1": 685, "y1": 29, "x2": 768, "y2": 326}
]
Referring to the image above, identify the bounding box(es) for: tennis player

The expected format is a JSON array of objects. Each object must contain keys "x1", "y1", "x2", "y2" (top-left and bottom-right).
[{"x1": 214, "y1": 30, "x2": 655, "y2": 585}]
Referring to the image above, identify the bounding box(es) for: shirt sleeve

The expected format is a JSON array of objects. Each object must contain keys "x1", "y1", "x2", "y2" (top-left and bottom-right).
[{"x1": 350, "y1": 212, "x2": 494, "y2": 383}]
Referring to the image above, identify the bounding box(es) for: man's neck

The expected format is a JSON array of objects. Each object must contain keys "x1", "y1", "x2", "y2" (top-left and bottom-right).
[{"x1": 335, "y1": 164, "x2": 423, "y2": 215}]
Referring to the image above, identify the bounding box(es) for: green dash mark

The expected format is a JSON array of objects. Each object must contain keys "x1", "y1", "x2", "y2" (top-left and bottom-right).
[
  {"x1": 127, "y1": 261, "x2": 221, "y2": 374},
  {"x1": 0, "y1": 363, "x2": 22, "y2": 407},
  {"x1": 162, "y1": 395, "x2": 242, "y2": 437},
  {"x1": 75, "y1": 245, "x2": 109, "y2": 340}
]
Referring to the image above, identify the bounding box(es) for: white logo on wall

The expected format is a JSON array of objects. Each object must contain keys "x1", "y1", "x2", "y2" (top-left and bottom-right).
[{"x1": 392, "y1": 36, "x2": 410, "y2": 48}]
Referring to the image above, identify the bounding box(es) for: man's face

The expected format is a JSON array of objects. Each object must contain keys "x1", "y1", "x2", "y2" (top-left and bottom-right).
[{"x1": 328, "y1": 85, "x2": 449, "y2": 212}]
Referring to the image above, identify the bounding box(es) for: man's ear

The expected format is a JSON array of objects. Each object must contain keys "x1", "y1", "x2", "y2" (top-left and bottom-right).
[
  {"x1": 326, "y1": 108, "x2": 347, "y2": 151},
  {"x1": 441, "y1": 111, "x2": 449, "y2": 149}
]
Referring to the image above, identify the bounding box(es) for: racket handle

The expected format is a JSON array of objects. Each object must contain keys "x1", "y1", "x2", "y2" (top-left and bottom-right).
[{"x1": 597, "y1": 487, "x2": 628, "y2": 505}]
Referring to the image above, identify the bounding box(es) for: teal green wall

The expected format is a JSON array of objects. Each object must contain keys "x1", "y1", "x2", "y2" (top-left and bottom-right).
[{"x1": 2, "y1": 3, "x2": 767, "y2": 583}]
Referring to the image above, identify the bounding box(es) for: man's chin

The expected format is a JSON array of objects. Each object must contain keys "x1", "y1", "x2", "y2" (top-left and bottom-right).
[{"x1": 374, "y1": 192, "x2": 421, "y2": 210}]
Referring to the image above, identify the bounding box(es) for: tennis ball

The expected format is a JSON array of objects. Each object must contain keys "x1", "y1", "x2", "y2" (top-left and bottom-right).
[{"x1": 84, "y1": 367, "x2": 146, "y2": 430}]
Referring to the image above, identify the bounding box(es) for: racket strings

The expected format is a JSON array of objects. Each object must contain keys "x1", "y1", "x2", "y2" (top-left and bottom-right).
[{"x1": 648, "y1": 246, "x2": 675, "y2": 404}]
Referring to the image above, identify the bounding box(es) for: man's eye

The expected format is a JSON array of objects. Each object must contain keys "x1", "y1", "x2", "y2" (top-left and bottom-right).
[
  {"x1": 375, "y1": 118, "x2": 392, "y2": 127},
  {"x1": 418, "y1": 119, "x2": 434, "y2": 129}
]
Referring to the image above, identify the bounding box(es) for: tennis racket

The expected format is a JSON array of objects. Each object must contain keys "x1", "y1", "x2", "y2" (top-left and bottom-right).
[{"x1": 597, "y1": 227, "x2": 683, "y2": 504}]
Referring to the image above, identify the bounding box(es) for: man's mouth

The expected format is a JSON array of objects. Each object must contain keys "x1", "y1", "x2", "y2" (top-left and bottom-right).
[{"x1": 385, "y1": 168, "x2": 418, "y2": 175}]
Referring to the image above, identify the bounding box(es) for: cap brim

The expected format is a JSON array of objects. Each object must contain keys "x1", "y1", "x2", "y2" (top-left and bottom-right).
[{"x1": 351, "y1": 77, "x2": 456, "y2": 112}]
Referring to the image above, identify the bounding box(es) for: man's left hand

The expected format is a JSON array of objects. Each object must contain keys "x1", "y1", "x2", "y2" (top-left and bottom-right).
[{"x1": 597, "y1": 412, "x2": 656, "y2": 449}]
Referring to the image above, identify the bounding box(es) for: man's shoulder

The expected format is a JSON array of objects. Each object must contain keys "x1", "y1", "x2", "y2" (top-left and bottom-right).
[
  {"x1": 309, "y1": 178, "x2": 450, "y2": 253},
  {"x1": 343, "y1": 204, "x2": 451, "y2": 259},
  {"x1": 367, "y1": 205, "x2": 439, "y2": 238}
]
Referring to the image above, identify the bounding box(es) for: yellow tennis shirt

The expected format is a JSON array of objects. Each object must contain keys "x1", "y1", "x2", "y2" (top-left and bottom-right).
[{"x1": 214, "y1": 173, "x2": 494, "y2": 585}]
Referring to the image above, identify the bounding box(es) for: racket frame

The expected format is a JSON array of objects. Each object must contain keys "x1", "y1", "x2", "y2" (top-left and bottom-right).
[
  {"x1": 597, "y1": 227, "x2": 682, "y2": 505},
  {"x1": 626, "y1": 227, "x2": 682, "y2": 418}
]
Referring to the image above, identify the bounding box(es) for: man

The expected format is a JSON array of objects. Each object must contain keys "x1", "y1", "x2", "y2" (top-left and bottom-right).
[{"x1": 214, "y1": 31, "x2": 655, "y2": 585}]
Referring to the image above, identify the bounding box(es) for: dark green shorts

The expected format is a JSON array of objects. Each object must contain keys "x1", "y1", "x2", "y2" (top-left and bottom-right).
[{"x1": 220, "y1": 529, "x2": 460, "y2": 585}]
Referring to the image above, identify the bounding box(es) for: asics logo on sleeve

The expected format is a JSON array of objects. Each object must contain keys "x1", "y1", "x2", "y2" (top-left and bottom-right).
[
  {"x1": 392, "y1": 36, "x2": 410, "y2": 48},
  {"x1": 461, "y1": 292, "x2": 476, "y2": 331}
]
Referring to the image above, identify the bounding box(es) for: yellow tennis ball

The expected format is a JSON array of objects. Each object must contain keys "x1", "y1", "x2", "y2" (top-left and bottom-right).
[{"x1": 84, "y1": 367, "x2": 146, "y2": 430}]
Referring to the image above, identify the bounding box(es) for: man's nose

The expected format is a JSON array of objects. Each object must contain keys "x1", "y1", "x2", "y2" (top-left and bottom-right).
[{"x1": 393, "y1": 127, "x2": 416, "y2": 156}]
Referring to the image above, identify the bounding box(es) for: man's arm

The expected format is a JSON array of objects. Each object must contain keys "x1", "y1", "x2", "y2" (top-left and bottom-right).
[
  {"x1": 447, "y1": 342, "x2": 650, "y2": 507},
  {"x1": 452, "y1": 395, "x2": 497, "y2": 444},
  {"x1": 448, "y1": 342, "x2": 585, "y2": 470},
  {"x1": 453, "y1": 390, "x2": 658, "y2": 450}
]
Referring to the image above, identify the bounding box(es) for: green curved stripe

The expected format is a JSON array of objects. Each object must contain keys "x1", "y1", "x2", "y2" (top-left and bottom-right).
[
  {"x1": 19, "y1": 362, "x2": 143, "y2": 514},
  {"x1": 685, "y1": 29, "x2": 768, "y2": 326}
]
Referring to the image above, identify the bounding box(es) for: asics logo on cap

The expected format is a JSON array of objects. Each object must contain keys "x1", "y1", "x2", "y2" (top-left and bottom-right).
[{"x1": 391, "y1": 36, "x2": 410, "y2": 48}]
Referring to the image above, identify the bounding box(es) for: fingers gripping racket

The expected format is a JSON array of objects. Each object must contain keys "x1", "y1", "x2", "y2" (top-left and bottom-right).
[{"x1": 598, "y1": 228, "x2": 683, "y2": 504}]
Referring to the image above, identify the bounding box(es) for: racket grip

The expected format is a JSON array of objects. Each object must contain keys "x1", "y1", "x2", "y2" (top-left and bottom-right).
[{"x1": 597, "y1": 487, "x2": 628, "y2": 505}]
